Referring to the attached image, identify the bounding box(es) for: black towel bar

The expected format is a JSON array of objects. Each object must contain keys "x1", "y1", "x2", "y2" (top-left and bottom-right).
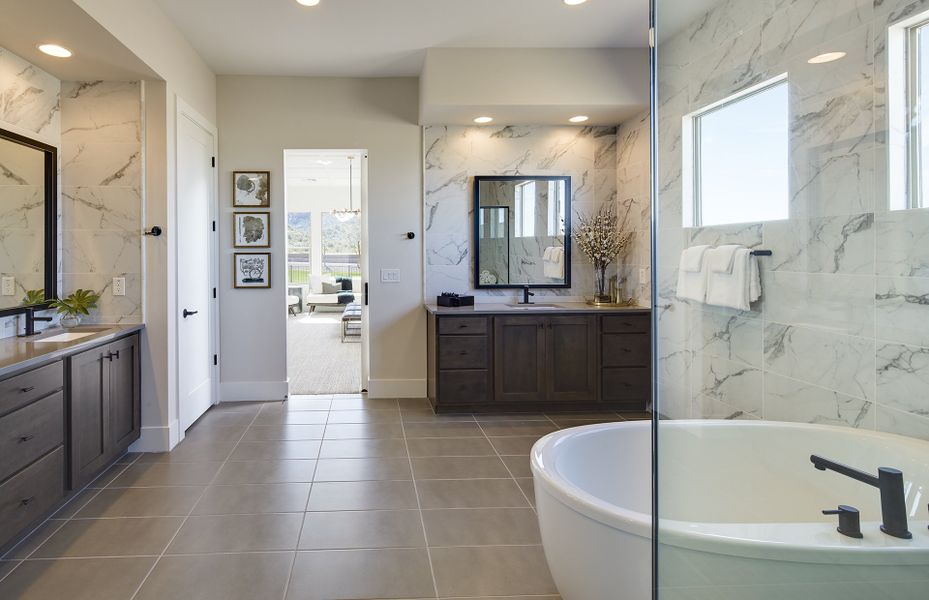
[{"x1": 750, "y1": 250, "x2": 772, "y2": 256}]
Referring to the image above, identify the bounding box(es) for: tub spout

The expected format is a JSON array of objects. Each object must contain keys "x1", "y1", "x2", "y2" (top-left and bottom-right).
[{"x1": 810, "y1": 455, "x2": 912, "y2": 540}]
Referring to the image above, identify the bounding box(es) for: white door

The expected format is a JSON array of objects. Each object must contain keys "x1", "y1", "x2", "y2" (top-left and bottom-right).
[{"x1": 177, "y1": 113, "x2": 215, "y2": 431}]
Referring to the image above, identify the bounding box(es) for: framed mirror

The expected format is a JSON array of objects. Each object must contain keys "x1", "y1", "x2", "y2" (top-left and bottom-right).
[
  {"x1": 474, "y1": 175, "x2": 571, "y2": 289},
  {"x1": 0, "y1": 127, "x2": 57, "y2": 316}
]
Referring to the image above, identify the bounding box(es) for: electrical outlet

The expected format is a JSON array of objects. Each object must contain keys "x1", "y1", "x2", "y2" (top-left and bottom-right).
[
  {"x1": 1, "y1": 277, "x2": 14, "y2": 296},
  {"x1": 112, "y1": 277, "x2": 126, "y2": 296},
  {"x1": 380, "y1": 269, "x2": 401, "y2": 283}
]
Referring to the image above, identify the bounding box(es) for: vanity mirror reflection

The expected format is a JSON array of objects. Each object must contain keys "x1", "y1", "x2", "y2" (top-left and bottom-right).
[
  {"x1": 474, "y1": 175, "x2": 571, "y2": 289},
  {"x1": 0, "y1": 128, "x2": 57, "y2": 315}
]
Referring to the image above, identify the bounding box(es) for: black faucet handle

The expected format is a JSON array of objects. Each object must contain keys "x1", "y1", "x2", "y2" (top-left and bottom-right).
[{"x1": 823, "y1": 505, "x2": 863, "y2": 539}]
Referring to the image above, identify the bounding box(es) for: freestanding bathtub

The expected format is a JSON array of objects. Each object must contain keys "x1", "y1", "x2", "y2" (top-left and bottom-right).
[{"x1": 532, "y1": 420, "x2": 929, "y2": 600}]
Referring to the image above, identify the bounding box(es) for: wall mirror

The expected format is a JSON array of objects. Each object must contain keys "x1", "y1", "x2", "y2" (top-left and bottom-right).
[
  {"x1": 474, "y1": 175, "x2": 571, "y2": 289},
  {"x1": 0, "y1": 127, "x2": 57, "y2": 316}
]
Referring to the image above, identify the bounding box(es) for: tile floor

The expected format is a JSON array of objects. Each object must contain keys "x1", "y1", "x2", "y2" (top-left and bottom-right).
[{"x1": 0, "y1": 395, "x2": 649, "y2": 600}]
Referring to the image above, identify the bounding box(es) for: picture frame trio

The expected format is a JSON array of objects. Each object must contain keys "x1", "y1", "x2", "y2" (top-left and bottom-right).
[{"x1": 232, "y1": 171, "x2": 271, "y2": 289}]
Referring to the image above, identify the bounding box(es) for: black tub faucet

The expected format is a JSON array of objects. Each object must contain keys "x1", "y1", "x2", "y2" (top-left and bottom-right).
[{"x1": 811, "y1": 455, "x2": 912, "y2": 539}]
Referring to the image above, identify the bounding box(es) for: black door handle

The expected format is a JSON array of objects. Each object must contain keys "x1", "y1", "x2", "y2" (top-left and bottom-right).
[{"x1": 183, "y1": 309, "x2": 199, "y2": 318}]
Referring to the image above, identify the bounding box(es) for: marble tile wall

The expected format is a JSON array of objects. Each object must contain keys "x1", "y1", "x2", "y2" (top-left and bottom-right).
[
  {"x1": 61, "y1": 81, "x2": 143, "y2": 324},
  {"x1": 656, "y1": 0, "x2": 929, "y2": 440},
  {"x1": 616, "y1": 111, "x2": 651, "y2": 304},
  {"x1": 424, "y1": 124, "x2": 650, "y2": 302}
]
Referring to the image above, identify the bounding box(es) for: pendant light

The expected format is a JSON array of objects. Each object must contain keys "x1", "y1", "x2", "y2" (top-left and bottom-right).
[{"x1": 332, "y1": 155, "x2": 360, "y2": 222}]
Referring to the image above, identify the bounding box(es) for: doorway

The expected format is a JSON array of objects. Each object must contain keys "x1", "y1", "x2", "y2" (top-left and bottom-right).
[
  {"x1": 284, "y1": 150, "x2": 368, "y2": 395},
  {"x1": 176, "y1": 102, "x2": 219, "y2": 433}
]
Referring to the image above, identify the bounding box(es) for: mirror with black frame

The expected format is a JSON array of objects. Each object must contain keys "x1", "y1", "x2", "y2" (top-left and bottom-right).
[
  {"x1": 474, "y1": 175, "x2": 571, "y2": 289},
  {"x1": 0, "y1": 128, "x2": 57, "y2": 316}
]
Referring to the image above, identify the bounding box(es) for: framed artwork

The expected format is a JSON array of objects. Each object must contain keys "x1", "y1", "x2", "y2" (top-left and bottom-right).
[
  {"x1": 233, "y1": 212, "x2": 270, "y2": 248},
  {"x1": 232, "y1": 171, "x2": 270, "y2": 207},
  {"x1": 234, "y1": 252, "x2": 271, "y2": 288}
]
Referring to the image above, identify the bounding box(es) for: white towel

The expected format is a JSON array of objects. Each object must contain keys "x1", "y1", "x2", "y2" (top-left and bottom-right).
[
  {"x1": 706, "y1": 247, "x2": 761, "y2": 311},
  {"x1": 543, "y1": 246, "x2": 564, "y2": 279},
  {"x1": 707, "y1": 244, "x2": 741, "y2": 273},
  {"x1": 676, "y1": 246, "x2": 710, "y2": 302}
]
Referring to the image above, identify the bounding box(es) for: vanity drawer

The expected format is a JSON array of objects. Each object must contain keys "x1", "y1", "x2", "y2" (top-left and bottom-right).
[
  {"x1": 0, "y1": 361, "x2": 64, "y2": 417},
  {"x1": 0, "y1": 446, "x2": 64, "y2": 548},
  {"x1": 602, "y1": 334, "x2": 651, "y2": 368},
  {"x1": 438, "y1": 336, "x2": 490, "y2": 370},
  {"x1": 438, "y1": 370, "x2": 491, "y2": 404},
  {"x1": 438, "y1": 317, "x2": 489, "y2": 336},
  {"x1": 0, "y1": 391, "x2": 64, "y2": 483},
  {"x1": 602, "y1": 315, "x2": 650, "y2": 334},
  {"x1": 601, "y1": 368, "x2": 650, "y2": 402}
]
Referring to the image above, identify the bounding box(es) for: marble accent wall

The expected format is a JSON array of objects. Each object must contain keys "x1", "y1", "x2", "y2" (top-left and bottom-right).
[
  {"x1": 656, "y1": 0, "x2": 929, "y2": 440},
  {"x1": 616, "y1": 110, "x2": 651, "y2": 304},
  {"x1": 61, "y1": 81, "x2": 143, "y2": 323},
  {"x1": 423, "y1": 125, "x2": 622, "y2": 300}
]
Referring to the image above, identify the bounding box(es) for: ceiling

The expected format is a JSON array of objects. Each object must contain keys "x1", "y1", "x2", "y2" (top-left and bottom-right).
[{"x1": 154, "y1": 0, "x2": 651, "y2": 77}]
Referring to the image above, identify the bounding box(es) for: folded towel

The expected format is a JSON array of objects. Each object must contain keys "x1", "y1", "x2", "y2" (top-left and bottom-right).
[
  {"x1": 707, "y1": 244, "x2": 742, "y2": 274},
  {"x1": 680, "y1": 245, "x2": 711, "y2": 272},
  {"x1": 543, "y1": 246, "x2": 564, "y2": 279},
  {"x1": 706, "y1": 247, "x2": 761, "y2": 311}
]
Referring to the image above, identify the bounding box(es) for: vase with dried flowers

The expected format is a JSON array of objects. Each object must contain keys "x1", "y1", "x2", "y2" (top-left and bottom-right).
[{"x1": 572, "y1": 204, "x2": 633, "y2": 305}]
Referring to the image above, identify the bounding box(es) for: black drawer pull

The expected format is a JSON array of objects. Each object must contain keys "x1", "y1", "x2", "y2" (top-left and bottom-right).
[
  {"x1": 20, "y1": 496, "x2": 35, "y2": 506},
  {"x1": 20, "y1": 386, "x2": 35, "y2": 393},
  {"x1": 459, "y1": 351, "x2": 468, "y2": 355},
  {"x1": 105, "y1": 350, "x2": 121, "y2": 361},
  {"x1": 19, "y1": 434, "x2": 34, "y2": 443},
  {"x1": 458, "y1": 323, "x2": 468, "y2": 328}
]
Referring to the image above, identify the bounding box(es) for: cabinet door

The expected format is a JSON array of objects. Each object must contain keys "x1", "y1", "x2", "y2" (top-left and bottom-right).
[
  {"x1": 494, "y1": 316, "x2": 547, "y2": 403},
  {"x1": 108, "y1": 335, "x2": 141, "y2": 454},
  {"x1": 546, "y1": 316, "x2": 597, "y2": 403},
  {"x1": 70, "y1": 346, "x2": 108, "y2": 488}
]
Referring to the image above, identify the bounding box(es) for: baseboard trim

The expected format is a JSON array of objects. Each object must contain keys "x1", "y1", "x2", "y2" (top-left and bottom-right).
[
  {"x1": 129, "y1": 421, "x2": 176, "y2": 453},
  {"x1": 221, "y1": 380, "x2": 289, "y2": 402},
  {"x1": 366, "y1": 379, "x2": 427, "y2": 399}
]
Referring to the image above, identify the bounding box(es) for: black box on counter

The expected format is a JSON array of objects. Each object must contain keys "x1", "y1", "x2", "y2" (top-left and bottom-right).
[{"x1": 436, "y1": 293, "x2": 475, "y2": 307}]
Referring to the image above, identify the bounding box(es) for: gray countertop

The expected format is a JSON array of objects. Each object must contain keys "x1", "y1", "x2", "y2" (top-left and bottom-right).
[
  {"x1": 0, "y1": 324, "x2": 145, "y2": 379},
  {"x1": 424, "y1": 302, "x2": 651, "y2": 316}
]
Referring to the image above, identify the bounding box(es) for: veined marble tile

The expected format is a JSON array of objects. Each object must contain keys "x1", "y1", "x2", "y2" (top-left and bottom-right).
[
  {"x1": 0, "y1": 140, "x2": 45, "y2": 185},
  {"x1": 690, "y1": 353, "x2": 763, "y2": 417},
  {"x1": 875, "y1": 209, "x2": 929, "y2": 277},
  {"x1": 423, "y1": 170, "x2": 469, "y2": 267},
  {"x1": 763, "y1": 213, "x2": 874, "y2": 274},
  {"x1": 875, "y1": 277, "x2": 929, "y2": 347},
  {"x1": 62, "y1": 229, "x2": 141, "y2": 274},
  {"x1": 0, "y1": 230, "x2": 44, "y2": 273},
  {"x1": 63, "y1": 273, "x2": 142, "y2": 324},
  {"x1": 61, "y1": 81, "x2": 141, "y2": 144},
  {"x1": 61, "y1": 142, "x2": 141, "y2": 188},
  {"x1": 0, "y1": 47, "x2": 60, "y2": 137},
  {"x1": 789, "y1": 23, "x2": 874, "y2": 102},
  {"x1": 875, "y1": 404, "x2": 929, "y2": 442},
  {"x1": 656, "y1": 298, "x2": 691, "y2": 349},
  {"x1": 875, "y1": 342, "x2": 929, "y2": 418},
  {"x1": 0, "y1": 186, "x2": 44, "y2": 229},
  {"x1": 763, "y1": 373, "x2": 875, "y2": 428},
  {"x1": 763, "y1": 323, "x2": 875, "y2": 401},
  {"x1": 690, "y1": 310, "x2": 763, "y2": 368},
  {"x1": 61, "y1": 186, "x2": 142, "y2": 231},
  {"x1": 692, "y1": 394, "x2": 761, "y2": 420},
  {"x1": 761, "y1": 271, "x2": 875, "y2": 336},
  {"x1": 657, "y1": 381, "x2": 691, "y2": 420},
  {"x1": 687, "y1": 223, "x2": 763, "y2": 249}
]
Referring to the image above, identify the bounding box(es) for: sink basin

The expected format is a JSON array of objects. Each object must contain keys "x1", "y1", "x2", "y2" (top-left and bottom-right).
[
  {"x1": 507, "y1": 304, "x2": 561, "y2": 310},
  {"x1": 33, "y1": 328, "x2": 109, "y2": 343}
]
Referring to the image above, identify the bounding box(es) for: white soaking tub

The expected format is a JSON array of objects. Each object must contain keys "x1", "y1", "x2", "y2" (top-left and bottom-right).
[{"x1": 531, "y1": 420, "x2": 929, "y2": 600}]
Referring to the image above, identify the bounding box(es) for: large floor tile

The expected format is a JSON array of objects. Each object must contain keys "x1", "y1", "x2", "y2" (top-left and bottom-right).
[
  {"x1": 411, "y1": 456, "x2": 510, "y2": 479},
  {"x1": 49, "y1": 488, "x2": 100, "y2": 519},
  {"x1": 478, "y1": 420, "x2": 559, "y2": 436},
  {"x1": 213, "y1": 459, "x2": 317, "y2": 484},
  {"x1": 307, "y1": 480, "x2": 418, "y2": 511},
  {"x1": 313, "y1": 458, "x2": 412, "y2": 481},
  {"x1": 228, "y1": 440, "x2": 321, "y2": 461},
  {"x1": 0, "y1": 557, "x2": 155, "y2": 600},
  {"x1": 406, "y1": 437, "x2": 496, "y2": 457},
  {"x1": 134, "y1": 552, "x2": 293, "y2": 600},
  {"x1": 323, "y1": 423, "x2": 404, "y2": 439},
  {"x1": 402, "y1": 421, "x2": 485, "y2": 438},
  {"x1": 74, "y1": 486, "x2": 205, "y2": 518},
  {"x1": 243, "y1": 424, "x2": 326, "y2": 441},
  {"x1": 167, "y1": 513, "x2": 303, "y2": 553},
  {"x1": 2, "y1": 519, "x2": 67, "y2": 559},
  {"x1": 192, "y1": 483, "x2": 311, "y2": 515},
  {"x1": 107, "y1": 461, "x2": 223, "y2": 487},
  {"x1": 501, "y1": 455, "x2": 533, "y2": 478},
  {"x1": 330, "y1": 397, "x2": 400, "y2": 410},
  {"x1": 326, "y1": 409, "x2": 402, "y2": 424},
  {"x1": 517, "y1": 478, "x2": 536, "y2": 506},
  {"x1": 319, "y1": 438, "x2": 408, "y2": 458},
  {"x1": 430, "y1": 545, "x2": 557, "y2": 597},
  {"x1": 422, "y1": 508, "x2": 542, "y2": 546},
  {"x1": 487, "y1": 436, "x2": 545, "y2": 456},
  {"x1": 31, "y1": 517, "x2": 183, "y2": 557},
  {"x1": 284, "y1": 397, "x2": 332, "y2": 411},
  {"x1": 253, "y1": 411, "x2": 329, "y2": 426},
  {"x1": 416, "y1": 479, "x2": 529, "y2": 509},
  {"x1": 298, "y1": 510, "x2": 425, "y2": 550},
  {"x1": 286, "y1": 549, "x2": 434, "y2": 600},
  {"x1": 136, "y1": 440, "x2": 236, "y2": 463}
]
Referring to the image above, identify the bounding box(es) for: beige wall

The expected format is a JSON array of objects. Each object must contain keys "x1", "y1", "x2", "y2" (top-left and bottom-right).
[{"x1": 217, "y1": 76, "x2": 425, "y2": 399}]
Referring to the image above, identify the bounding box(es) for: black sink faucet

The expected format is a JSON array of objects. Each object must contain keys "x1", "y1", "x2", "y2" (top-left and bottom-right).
[
  {"x1": 811, "y1": 455, "x2": 912, "y2": 539},
  {"x1": 519, "y1": 285, "x2": 535, "y2": 305},
  {"x1": 20, "y1": 307, "x2": 53, "y2": 337}
]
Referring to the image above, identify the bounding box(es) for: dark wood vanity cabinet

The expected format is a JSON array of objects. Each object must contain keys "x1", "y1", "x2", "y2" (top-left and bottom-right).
[
  {"x1": 428, "y1": 309, "x2": 650, "y2": 412},
  {"x1": 71, "y1": 334, "x2": 141, "y2": 488}
]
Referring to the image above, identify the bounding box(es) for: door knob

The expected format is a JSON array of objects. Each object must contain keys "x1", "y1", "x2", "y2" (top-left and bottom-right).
[{"x1": 183, "y1": 309, "x2": 199, "y2": 318}]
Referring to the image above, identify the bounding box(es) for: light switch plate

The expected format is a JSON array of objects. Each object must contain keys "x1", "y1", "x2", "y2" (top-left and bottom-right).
[
  {"x1": 1, "y1": 277, "x2": 14, "y2": 296},
  {"x1": 112, "y1": 277, "x2": 126, "y2": 296},
  {"x1": 380, "y1": 269, "x2": 401, "y2": 283}
]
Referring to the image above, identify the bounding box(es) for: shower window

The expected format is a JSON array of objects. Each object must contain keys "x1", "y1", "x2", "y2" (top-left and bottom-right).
[
  {"x1": 685, "y1": 76, "x2": 789, "y2": 226},
  {"x1": 907, "y1": 18, "x2": 929, "y2": 209}
]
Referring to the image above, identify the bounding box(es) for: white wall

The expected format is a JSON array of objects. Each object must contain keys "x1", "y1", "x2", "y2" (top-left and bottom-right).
[{"x1": 217, "y1": 76, "x2": 425, "y2": 400}]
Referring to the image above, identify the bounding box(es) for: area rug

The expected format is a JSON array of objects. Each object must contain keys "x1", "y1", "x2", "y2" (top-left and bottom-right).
[{"x1": 287, "y1": 311, "x2": 362, "y2": 394}]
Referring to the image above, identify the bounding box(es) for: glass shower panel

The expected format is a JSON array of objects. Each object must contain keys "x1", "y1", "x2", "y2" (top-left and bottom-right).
[{"x1": 653, "y1": 0, "x2": 929, "y2": 598}]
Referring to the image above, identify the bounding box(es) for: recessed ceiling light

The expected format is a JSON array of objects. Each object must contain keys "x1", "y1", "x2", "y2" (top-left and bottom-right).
[
  {"x1": 569, "y1": 115, "x2": 590, "y2": 123},
  {"x1": 564, "y1": 0, "x2": 588, "y2": 5},
  {"x1": 37, "y1": 44, "x2": 72, "y2": 58},
  {"x1": 808, "y1": 51, "x2": 846, "y2": 64},
  {"x1": 296, "y1": 0, "x2": 320, "y2": 6},
  {"x1": 473, "y1": 116, "x2": 494, "y2": 124}
]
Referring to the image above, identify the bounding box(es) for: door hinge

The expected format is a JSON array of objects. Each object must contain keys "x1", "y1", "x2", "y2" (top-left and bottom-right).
[
  {"x1": 212, "y1": 287, "x2": 217, "y2": 299},
  {"x1": 212, "y1": 220, "x2": 216, "y2": 232},
  {"x1": 213, "y1": 354, "x2": 218, "y2": 366},
  {"x1": 211, "y1": 156, "x2": 216, "y2": 168}
]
